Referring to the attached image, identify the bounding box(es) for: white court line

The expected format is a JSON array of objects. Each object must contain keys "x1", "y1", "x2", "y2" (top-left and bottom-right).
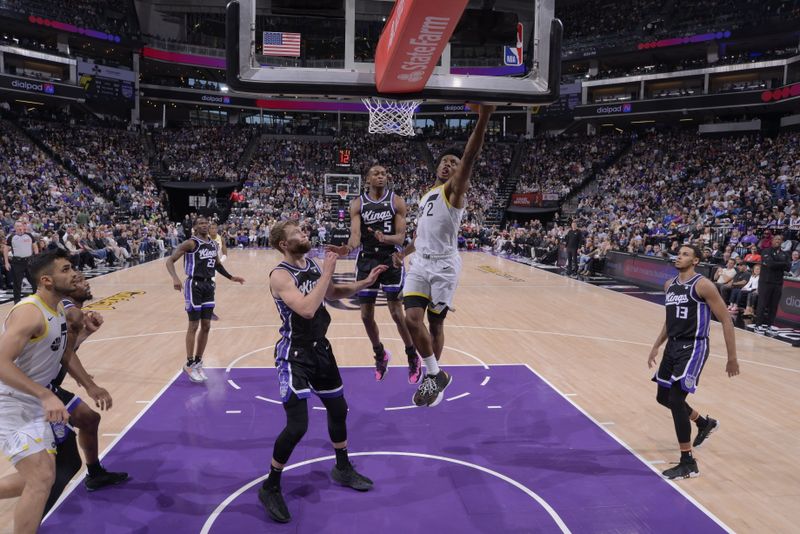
[
  {"x1": 81, "y1": 324, "x2": 799, "y2": 375},
  {"x1": 522, "y1": 363, "x2": 734, "y2": 533},
  {"x1": 649, "y1": 460, "x2": 667, "y2": 465},
  {"x1": 101, "y1": 433, "x2": 120, "y2": 437},
  {"x1": 487, "y1": 405, "x2": 503, "y2": 409},
  {"x1": 226, "y1": 379, "x2": 241, "y2": 390},
  {"x1": 43, "y1": 370, "x2": 183, "y2": 523},
  {"x1": 599, "y1": 422, "x2": 615, "y2": 426},
  {"x1": 446, "y1": 392, "x2": 470, "y2": 402},
  {"x1": 225, "y1": 410, "x2": 241, "y2": 414},
  {"x1": 255, "y1": 395, "x2": 282, "y2": 405},
  {"x1": 564, "y1": 393, "x2": 577, "y2": 397},
  {"x1": 312, "y1": 406, "x2": 326, "y2": 411},
  {"x1": 480, "y1": 376, "x2": 491, "y2": 386},
  {"x1": 135, "y1": 400, "x2": 150, "y2": 404},
  {"x1": 198, "y1": 451, "x2": 572, "y2": 534},
  {"x1": 384, "y1": 405, "x2": 417, "y2": 411}
]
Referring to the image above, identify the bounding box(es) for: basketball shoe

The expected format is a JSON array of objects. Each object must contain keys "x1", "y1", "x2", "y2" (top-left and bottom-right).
[
  {"x1": 662, "y1": 457, "x2": 699, "y2": 480},
  {"x1": 692, "y1": 417, "x2": 719, "y2": 448},
  {"x1": 413, "y1": 371, "x2": 452, "y2": 407},
  {"x1": 374, "y1": 350, "x2": 390, "y2": 381}
]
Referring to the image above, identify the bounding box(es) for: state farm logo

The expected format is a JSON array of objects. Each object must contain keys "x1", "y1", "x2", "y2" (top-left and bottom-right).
[
  {"x1": 11, "y1": 79, "x2": 55, "y2": 94},
  {"x1": 201, "y1": 95, "x2": 230, "y2": 104},
  {"x1": 596, "y1": 103, "x2": 632, "y2": 114},
  {"x1": 397, "y1": 71, "x2": 424, "y2": 82}
]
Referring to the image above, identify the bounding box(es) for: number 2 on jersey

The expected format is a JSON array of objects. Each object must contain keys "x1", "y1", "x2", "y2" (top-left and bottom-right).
[{"x1": 423, "y1": 201, "x2": 434, "y2": 217}]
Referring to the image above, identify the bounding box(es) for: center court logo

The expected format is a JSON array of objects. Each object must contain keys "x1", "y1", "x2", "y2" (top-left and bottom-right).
[
  {"x1": 11, "y1": 79, "x2": 55, "y2": 94},
  {"x1": 596, "y1": 103, "x2": 632, "y2": 114}
]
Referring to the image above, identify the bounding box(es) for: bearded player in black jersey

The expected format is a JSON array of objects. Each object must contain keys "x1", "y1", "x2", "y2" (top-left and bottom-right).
[
  {"x1": 328, "y1": 165, "x2": 421, "y2": 384},
  {"x1": 648, "y1": 245, "x2": 739, "y2": 480},
  {"x1": 260, "y1": 219, "x2": 387, "y2": 524},
  {"x1": 166, "y1": 216, "x2": 245, "y2": 383}
]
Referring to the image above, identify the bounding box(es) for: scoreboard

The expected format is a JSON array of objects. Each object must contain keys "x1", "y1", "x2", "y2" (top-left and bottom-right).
[{"x1": 337, "y1": 148, "x2": 352, "y2": 167}]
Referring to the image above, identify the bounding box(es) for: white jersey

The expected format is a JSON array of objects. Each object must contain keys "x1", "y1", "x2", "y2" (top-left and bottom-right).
[
  {"x1": 414, "y1": 185, "x2": 465, "y2": 256},
  {"x1": 0, "y1": 295, "x2": 67, "y2": 405}
]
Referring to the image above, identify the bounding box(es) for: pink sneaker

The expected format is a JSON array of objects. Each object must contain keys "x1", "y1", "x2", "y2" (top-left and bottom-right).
[
  {"x1": 407, "y1": 354, "x2": 423, "y2": 384},
  {"x1": 374, "y1": 351, "x2": 391, "y2": 381}
]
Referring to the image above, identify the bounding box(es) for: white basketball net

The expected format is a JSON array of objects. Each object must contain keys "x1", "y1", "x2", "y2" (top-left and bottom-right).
[{"x1": 361, "y1": 97, "x2": 421, "y2": 136}]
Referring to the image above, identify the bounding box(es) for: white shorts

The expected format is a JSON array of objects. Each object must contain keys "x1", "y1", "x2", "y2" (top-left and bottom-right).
[
  {"x1": 403, "y1": 254, "x2": 462, "y2": 313},
  {"x1": 0, "y1": 397, "x2": 56, "y2": 465}
]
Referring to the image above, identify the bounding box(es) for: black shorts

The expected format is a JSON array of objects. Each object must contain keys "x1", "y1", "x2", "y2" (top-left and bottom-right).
[
  {"x1": 356, "y1": 251, "x2": 403, "y2": 303},
  {"x1": 274, "y1": 339, "x2": 344, "y2": 403},
  {"x1": 184, "y1": 278, "x2": 215, "y2": 320},
  {"x1": 653, "y1": 338, "x2": 709, "y2": 393}
]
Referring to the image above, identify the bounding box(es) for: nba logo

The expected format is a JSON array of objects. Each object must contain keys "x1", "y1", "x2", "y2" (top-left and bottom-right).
[{"x1": 504, "y1": 47, "x2": 521, "y2": 66}]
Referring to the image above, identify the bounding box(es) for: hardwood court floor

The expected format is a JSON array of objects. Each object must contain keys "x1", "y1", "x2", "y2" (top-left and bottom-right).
[{"x1": 0, "y1": 249, "x2": 797, "y2": 533}]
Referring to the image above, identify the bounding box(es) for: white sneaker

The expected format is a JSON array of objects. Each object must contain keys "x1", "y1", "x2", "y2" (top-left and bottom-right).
[
  {"x1": 193, "y1": 362, "x2": 209, "y2": 381},
  {"x1": 183, "y1": 363, "x2": 203, "y2": 383}
]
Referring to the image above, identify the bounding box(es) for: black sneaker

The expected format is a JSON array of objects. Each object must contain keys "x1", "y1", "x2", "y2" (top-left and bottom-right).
[
  {"x1": 84, "y1": 470, "x2": 129, "y2": 492},
  {"x1": 258, "y1": 485, "x2": 291, "y2": 523},
  {"x1": 662, "y1": 458, "x2": 699, "y2": 480},
  {"x1": 692, "y1": 417, "x2": 719, "y2": 448},
  {"x1": 374, "y1": 350, "x2": 391, "y2": 381},
  {"x1": 412, "y1": 371, "x2": 452, "y2": 407},
  {"x1": 331, "y1": 464, "x2": 373, "y2": 491},
  {"x1": 407, "y1": 354, "x2": 422, "y2": 384}
]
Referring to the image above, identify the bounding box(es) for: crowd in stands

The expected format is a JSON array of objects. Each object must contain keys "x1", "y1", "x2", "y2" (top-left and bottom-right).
[
  {"x1": 515, "y1": 135, "x2": 626, "y2": 200},
  {"x1": 152, "y1": 126, "x2": 256, "y2": 182}
]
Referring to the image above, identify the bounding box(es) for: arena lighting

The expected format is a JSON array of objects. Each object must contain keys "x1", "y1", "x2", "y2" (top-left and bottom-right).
[
  {"x1": 680, "y1": 118, "x2": 694, "y2": 121},
  {"x1": 637, "y1": 30, "x2": 731, "y2": 50},
  {"x1": 760, "y1": 82, "x2": 800, "y2": 103},
  {"x1": 631, "y1": 119, "x2": 655, "y2": 124},
  {"x1": 27, "y1": 15, "x2": 121, "y2": 43}
]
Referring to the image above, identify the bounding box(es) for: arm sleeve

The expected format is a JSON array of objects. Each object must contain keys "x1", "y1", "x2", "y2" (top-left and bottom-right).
[{"x1": 214, "y1": 262, "x2": 233, "y2": 279}]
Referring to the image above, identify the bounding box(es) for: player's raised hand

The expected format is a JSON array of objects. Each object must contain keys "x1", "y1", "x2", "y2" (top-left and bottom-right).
[
  {"x1": 466, "y1": 103, "x2": 497, "y2": 116},
  {"x1": 365, "y1": 265, "x2": 389, "y2": 285},
  {"x1": 83, "y1": 311, "x2": 104, "y2": 334},
  {"x1": 323, "y1": 250, "x2": 339, "y2": 273},
  {"x1": 325, "y1": 244, "x2": 350, "y2": 256}
]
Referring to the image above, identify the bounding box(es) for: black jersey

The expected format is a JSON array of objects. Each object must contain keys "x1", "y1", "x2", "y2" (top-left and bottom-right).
[
  {"x1": 664, "y1": 273, "x2": 710, "y2": 339},
  {"x1": 184, "y1": 236, "x2": 218, "y2": 278},
  {"x1": 360, "y1": 190, "x2": 397, "y2": 254},
  {"x1": 271, "y1": 259, "x2": 331, "y2": 346}
]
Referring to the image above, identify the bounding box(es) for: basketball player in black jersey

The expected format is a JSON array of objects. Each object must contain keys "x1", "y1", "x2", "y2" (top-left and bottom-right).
[
  {"x1": 0, "y1": 273, "x2": 126, "y2": 515},
  {"x1": 648, "y1": 245, "x2": 739, "y2": 479},
  {"x1": 166, "y1": 216, "x2": 245, "y2": 383},
  {"x1": 260, "y1": 220, "x2": 387, "y2": 524},
  {"x1": 327, "y1": 165, "x2": 421, "y2": 383}
]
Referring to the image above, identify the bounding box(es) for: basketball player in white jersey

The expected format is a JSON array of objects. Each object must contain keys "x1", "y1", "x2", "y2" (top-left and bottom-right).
[
  {"x1": 0, "y1": 249, "x2": 76, "y2": 533},
  {"x1": 396, "y1": 103, "x2": 496, "y2": 407}
]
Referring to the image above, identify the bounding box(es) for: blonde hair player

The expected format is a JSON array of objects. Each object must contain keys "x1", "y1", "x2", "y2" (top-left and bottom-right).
[{"x1": 395, "y1": 104, "x2": 496, "y2": 407}]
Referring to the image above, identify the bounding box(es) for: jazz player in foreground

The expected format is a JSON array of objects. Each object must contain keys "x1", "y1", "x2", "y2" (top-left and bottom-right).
[
  {"x1": 0, "y1": 250, "x2": 74, "y2": 533},
  {"x1": 648, "y1": 245, "x2": 739, "y2": 479},
  {"x1": 260, "y1": 220, "x2": 387, "y2": 524},
  {"x1": 395, "y1": 103, "x2": 495, "y2": 407},
  {"x1": 166, "y1": 216, "x2": 245, "y2": 382},
  {"x1": 327, "y1": 165, "x2": 422, "y2": 383}
]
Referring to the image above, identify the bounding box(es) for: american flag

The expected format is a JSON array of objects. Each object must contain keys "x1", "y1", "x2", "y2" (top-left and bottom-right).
[{"x1": 262, "y1": 32, "x2": 301, "y2": 57}]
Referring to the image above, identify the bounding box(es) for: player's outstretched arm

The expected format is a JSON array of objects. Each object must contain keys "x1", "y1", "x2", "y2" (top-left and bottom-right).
[
  {"x1": 696, "y1": 278, "x2": 739, "y2": 377},
  {"x1": 445, "y1": 104, "x2": 496, "y2": 208},
  {"x1": 326, "y1": 265, "x2": 388, "y2": 301},
  {"x1": 214, "y1": 262, "x2": 245, "y2": 284},
  {"x1": 165, "y1": 239, "x2": 196, "y2": 291}
]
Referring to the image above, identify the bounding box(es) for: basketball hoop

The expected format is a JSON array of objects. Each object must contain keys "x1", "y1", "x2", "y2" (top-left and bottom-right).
[
  {"x1": 361, "y1": 97, "x2": 421, "y2": 137},
  {"x1": 336, "y1": 184, "x2": 349, "y2": 203}
]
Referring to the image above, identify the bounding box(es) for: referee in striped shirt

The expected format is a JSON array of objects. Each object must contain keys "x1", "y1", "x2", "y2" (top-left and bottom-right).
[{"x1": 2, "y1": 220, "x2": 38, "y2": 303}]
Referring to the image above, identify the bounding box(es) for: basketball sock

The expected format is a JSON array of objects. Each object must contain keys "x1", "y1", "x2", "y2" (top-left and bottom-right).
[
  {"x1": 373, "y1": 343, "x2": 384, "y2": 359},
  {"x1": 186, "y1": 356, "x2": 194, "y2": 367},
  {"x1": 86, "y1": 461, "x2": 104, "y2": 477},
  {"x1": 423, "y1": 355, "x2": 439, "y2": 375},
  {"x1": 680, "y1": 450, "x2": 693, "y2": 463},
  {"x1": 334, "y1": 447, "x2": 350, "y2": 469},
  {"x1": 263, "y1": 465, "x2": 283, "y2": 489},
  {"x1": 694, "y1": 415, "x2": 709, "y2": 429},
  {"x1": 193, "y1": 356, "x2": 202, "y2": 364}
]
